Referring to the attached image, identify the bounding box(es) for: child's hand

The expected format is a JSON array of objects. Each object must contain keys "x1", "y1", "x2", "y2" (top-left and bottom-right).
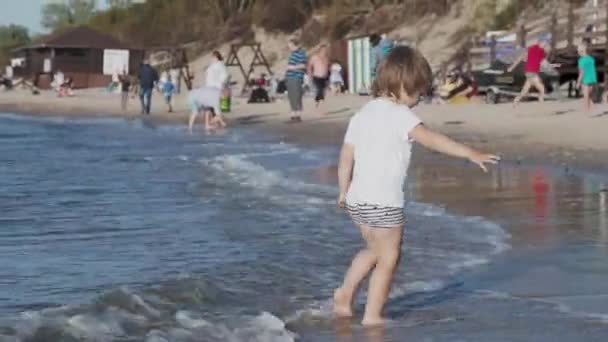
[
  {"x1": 337, "y1": 193, "x2": 346, "y2": 209},
  {"x1": 469, "y1": 152, "x2": 500, "y2": 172}
]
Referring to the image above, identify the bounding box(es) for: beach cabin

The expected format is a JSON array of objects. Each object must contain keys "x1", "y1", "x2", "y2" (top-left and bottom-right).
[
  {"x1": 12, "y1": 26, "x2": 144, "y2": 89},
  {"x1": 346, "y1": 35, "x2": 373, "y2": 95}
]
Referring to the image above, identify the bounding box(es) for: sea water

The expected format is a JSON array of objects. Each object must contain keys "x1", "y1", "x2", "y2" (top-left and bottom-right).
[{"x1": 0, "y1": 113, "x2": 520, "y2": 341}]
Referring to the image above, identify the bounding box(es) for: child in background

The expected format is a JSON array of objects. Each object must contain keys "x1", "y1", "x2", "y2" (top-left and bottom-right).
[
  {"x1": 119, "y1": 74, "x2": 131, "y2": 111},
  {"x1": 163, "y1": 76, "x2": 175, "y2": 113},
  {"x1": 188, "y1": 86, "x2": 227, "y2": 133},
  {"x1": 334, "y1": 45, "x2": 499, "y2": 326},
  {"x1": 577, "y1": 44, "x2": 597, "y2": 113}
]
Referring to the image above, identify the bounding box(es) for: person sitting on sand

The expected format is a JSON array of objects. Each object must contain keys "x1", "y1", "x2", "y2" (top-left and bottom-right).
[
  {"x1": 576, "y1": 44, "x2": 597, "y2": 114},
  {"x1": 508, "y1": 37, "x2": 560, "y2": 106},
  {"x1": 334, "y1": 45, "x2": 499, "y2": 326},
  {"x1": 187, "y1": 86, "x2": 227, "y2": 133},
  {"x1": 438, "y1": 70, "x2": 472, "y2": 104},
  {"x1": 58, "y1": 77, "x2": 74, "y2": 97}
]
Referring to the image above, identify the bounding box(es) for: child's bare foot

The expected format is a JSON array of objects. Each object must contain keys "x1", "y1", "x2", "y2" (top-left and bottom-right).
[
  {"x1": 361, "y1": 316, "x2": 385, "y2": 326},
  {"x1": 333, "y1": 287, "x2": 353, "y2": 317}
]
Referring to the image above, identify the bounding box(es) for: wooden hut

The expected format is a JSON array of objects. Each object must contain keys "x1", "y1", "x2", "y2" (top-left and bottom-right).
[{"x1": 12, "y1": 26, "x2": 144, "y2": 89}]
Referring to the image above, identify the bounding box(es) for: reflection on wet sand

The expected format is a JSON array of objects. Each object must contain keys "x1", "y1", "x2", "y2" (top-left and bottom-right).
[{"x1": 411, "y1": 160, "x2": 607, "y2": 249}]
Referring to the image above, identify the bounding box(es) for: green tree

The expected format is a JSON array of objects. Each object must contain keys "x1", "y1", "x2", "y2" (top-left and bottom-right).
[
  {"x1": 0, "y1": 24, "x2": 30, "y2": 48},
  {"x1": 0, "y1": 24, "x2": 30, "y2": 67},
  {"x1": 41, "y1": 0, "x2": 97, "y2": 32}
]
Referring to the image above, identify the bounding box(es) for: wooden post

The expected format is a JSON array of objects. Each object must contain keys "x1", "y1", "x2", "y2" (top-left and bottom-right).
[
  {"x1": 517, "y1": 23, "x2": 527, "y2": 48},
  {"x1": 489, "y1": 35, "x2": 497, "y2": 64},
  {"x1": 605, "y1": 0, "x2": 608, "y2": 88},
  {"x1": 465, "y1": 38, "x2": 472, "y2": 73},
  {"x1": 567, "y1": 0, "x2": 575, "y2": 49},
  {"x1": 550, "y1": 8, "x2": 558, "y2": 57}
]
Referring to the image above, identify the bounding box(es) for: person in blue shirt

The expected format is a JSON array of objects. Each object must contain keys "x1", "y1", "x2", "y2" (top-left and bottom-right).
[
  {"x1": 163, "y1": 76, "x2": 175, "y2": 113},
  {"x1": 285, "y1": 38, "x2": 308, "y2": 123},
  {"x1": 576, "y1": 44, "x2": 597, "y2": 114},
  {"x1": 370, "y1": 33, "x2": 394, "y2": 80}
]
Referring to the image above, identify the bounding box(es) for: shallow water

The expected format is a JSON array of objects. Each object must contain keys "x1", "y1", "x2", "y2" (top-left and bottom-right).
[{"x1": 0, "y1": 113, "x2": 606, "y2": 341}]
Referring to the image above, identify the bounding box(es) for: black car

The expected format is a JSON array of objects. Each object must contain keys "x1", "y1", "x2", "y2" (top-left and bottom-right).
[{"x1": 472, "y1": 60, "x2": 561, "y2": 104}]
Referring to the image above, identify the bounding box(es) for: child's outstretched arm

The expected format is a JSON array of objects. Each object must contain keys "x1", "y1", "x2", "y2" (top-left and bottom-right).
[
  {"x1": 337, "y1": 143, "x2": 355, "y2": 208},
  {"x1": 409, "y1": 125, "x2": 499, "y2": 172}
]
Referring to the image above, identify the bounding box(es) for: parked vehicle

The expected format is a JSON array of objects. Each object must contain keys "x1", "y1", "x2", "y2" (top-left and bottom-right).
[{"x1": 472, "y1": 60, "x2": 561, "y2": 104}]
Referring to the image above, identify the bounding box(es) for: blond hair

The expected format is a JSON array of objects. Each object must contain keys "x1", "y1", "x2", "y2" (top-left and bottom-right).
[{"x1": 371, "y1": 45, "x2": 432, "y2": 100}]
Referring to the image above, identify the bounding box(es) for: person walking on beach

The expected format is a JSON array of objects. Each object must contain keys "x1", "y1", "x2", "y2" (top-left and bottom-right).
[
  {"x1": 286, "y1": 38, "x2": 308, "y2": 123},
  {"x1": 163, "y1": 76, "x2": 176, "y2": 113},
  {"x1": 508, "y1": 38, "x2": 559, "y2": 106},
  {"x1": 206, "y1": 51, "x2": 228, "y2": 90},
  {"x1": 119, "y1": 73, "x2": 131, "y2": 111},
  {"x1": 370, "y1": 33, "x2": 394, "y2": 80},
  {"x1": 334, "y1": 45, "x2": 499, "y2": 326},
  {"x1": 138, "y1": 60, "x2": 159, "y2": 115},
  {"x1": 308, "y1": 44, "x2": 330, "y2": 109},
  {"x1": 187, "y1": 86, "x2": 227, "y2": 133},
  {"x1": 576, "y1": 44, "x2": 597, "y2": 113}
]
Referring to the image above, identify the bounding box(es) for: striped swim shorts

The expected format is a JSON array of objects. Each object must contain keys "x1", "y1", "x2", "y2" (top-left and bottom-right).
[{"x1": 346, "y1": 203, "x2": 405, "y2": 228}]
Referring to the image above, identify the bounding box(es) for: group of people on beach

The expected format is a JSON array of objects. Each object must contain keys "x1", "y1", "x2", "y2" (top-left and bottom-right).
[
  {"x1": 502, "y1": 36, "x2": 599, "y2": 113},
  {"x1": 284, "y1": 38, "x2": 346, "y2": 122}
]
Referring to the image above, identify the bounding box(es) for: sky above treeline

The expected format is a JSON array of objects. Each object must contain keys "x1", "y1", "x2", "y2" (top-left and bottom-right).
[{"x1": 0, "y1": 0, "x2": 114, "y2": 34}]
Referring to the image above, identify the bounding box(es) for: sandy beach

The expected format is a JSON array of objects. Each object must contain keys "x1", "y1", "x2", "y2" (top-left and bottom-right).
[{"x1": 1, "y1": 89, "x2": 608, "y2": 170}]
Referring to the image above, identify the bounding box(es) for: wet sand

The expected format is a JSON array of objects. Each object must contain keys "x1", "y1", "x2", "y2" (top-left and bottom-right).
[{"x1": 298, "y1": 153, "x2": 608, "y2": 341}]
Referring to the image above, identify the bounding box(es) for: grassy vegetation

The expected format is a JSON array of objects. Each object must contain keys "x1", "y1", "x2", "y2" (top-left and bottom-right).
[{"x1": 84, "y1": 0, "x2": 454, "y2": 48}]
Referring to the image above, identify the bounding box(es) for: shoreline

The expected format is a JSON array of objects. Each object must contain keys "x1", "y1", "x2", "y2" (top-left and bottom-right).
[{"x1": 2, "y1": 90, "x2": 608, "y2": 171}]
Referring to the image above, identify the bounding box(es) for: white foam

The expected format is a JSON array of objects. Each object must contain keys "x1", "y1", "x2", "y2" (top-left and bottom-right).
[
  {"x1": 145, "y1": 329, "x2": 170, "y2": 342},
  {"x1": 202, "y1": 154, "x2": 333, "y2": 204},
  {"x1": 175, "y1": 310, "x2": 212, "y2": 329},
  {"x1": 67, "y1": 312, "x2": 126, "y2": 339}
]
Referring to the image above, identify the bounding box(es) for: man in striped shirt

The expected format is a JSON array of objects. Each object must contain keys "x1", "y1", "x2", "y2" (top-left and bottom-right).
[{"x1": 286, "y1": 38, "x2": 308, "y2": 122}]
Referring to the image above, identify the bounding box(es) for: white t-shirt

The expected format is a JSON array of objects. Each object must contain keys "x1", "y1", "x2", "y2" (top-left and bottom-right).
[
  {"x1": 344, "y1": 98, "x2": 421, "y2": 208},
  {"x1": 205, "y1": 61, "x2": 228, "y2": 89}
]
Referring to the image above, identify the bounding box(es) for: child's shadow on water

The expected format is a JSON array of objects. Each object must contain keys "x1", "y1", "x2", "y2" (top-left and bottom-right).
[{"x1": 382, "y1": 280, "x2": 464, "y2": 321}]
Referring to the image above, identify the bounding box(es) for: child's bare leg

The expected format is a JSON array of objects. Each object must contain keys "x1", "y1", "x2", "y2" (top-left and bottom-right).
[
  {"x1": 215, "y1": 113, "x2": 227, "y2": 128},
  {"x1": 187, "y1": 110, "x2": 199, "y2": 134},
  {"x1": 362, "y1": 225, "x2": 403, "y2": 326},
  {"x1": 533, "y1": 76, "x2": 546, "y2": 103},
  {"x1": 334, "y1": 225, "x2": 378, "y2": 317},
  {"x1": 514, "y1": 79, "x2": 532, "y2": 106},
  {"x1": 583, "y1": 85, "x2": 593, "y2": 113}
]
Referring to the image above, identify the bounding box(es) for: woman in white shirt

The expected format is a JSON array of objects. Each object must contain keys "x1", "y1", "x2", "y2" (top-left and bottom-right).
[{"x1": 206, "y1": 51, "x2": 228, "y2": 90}]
